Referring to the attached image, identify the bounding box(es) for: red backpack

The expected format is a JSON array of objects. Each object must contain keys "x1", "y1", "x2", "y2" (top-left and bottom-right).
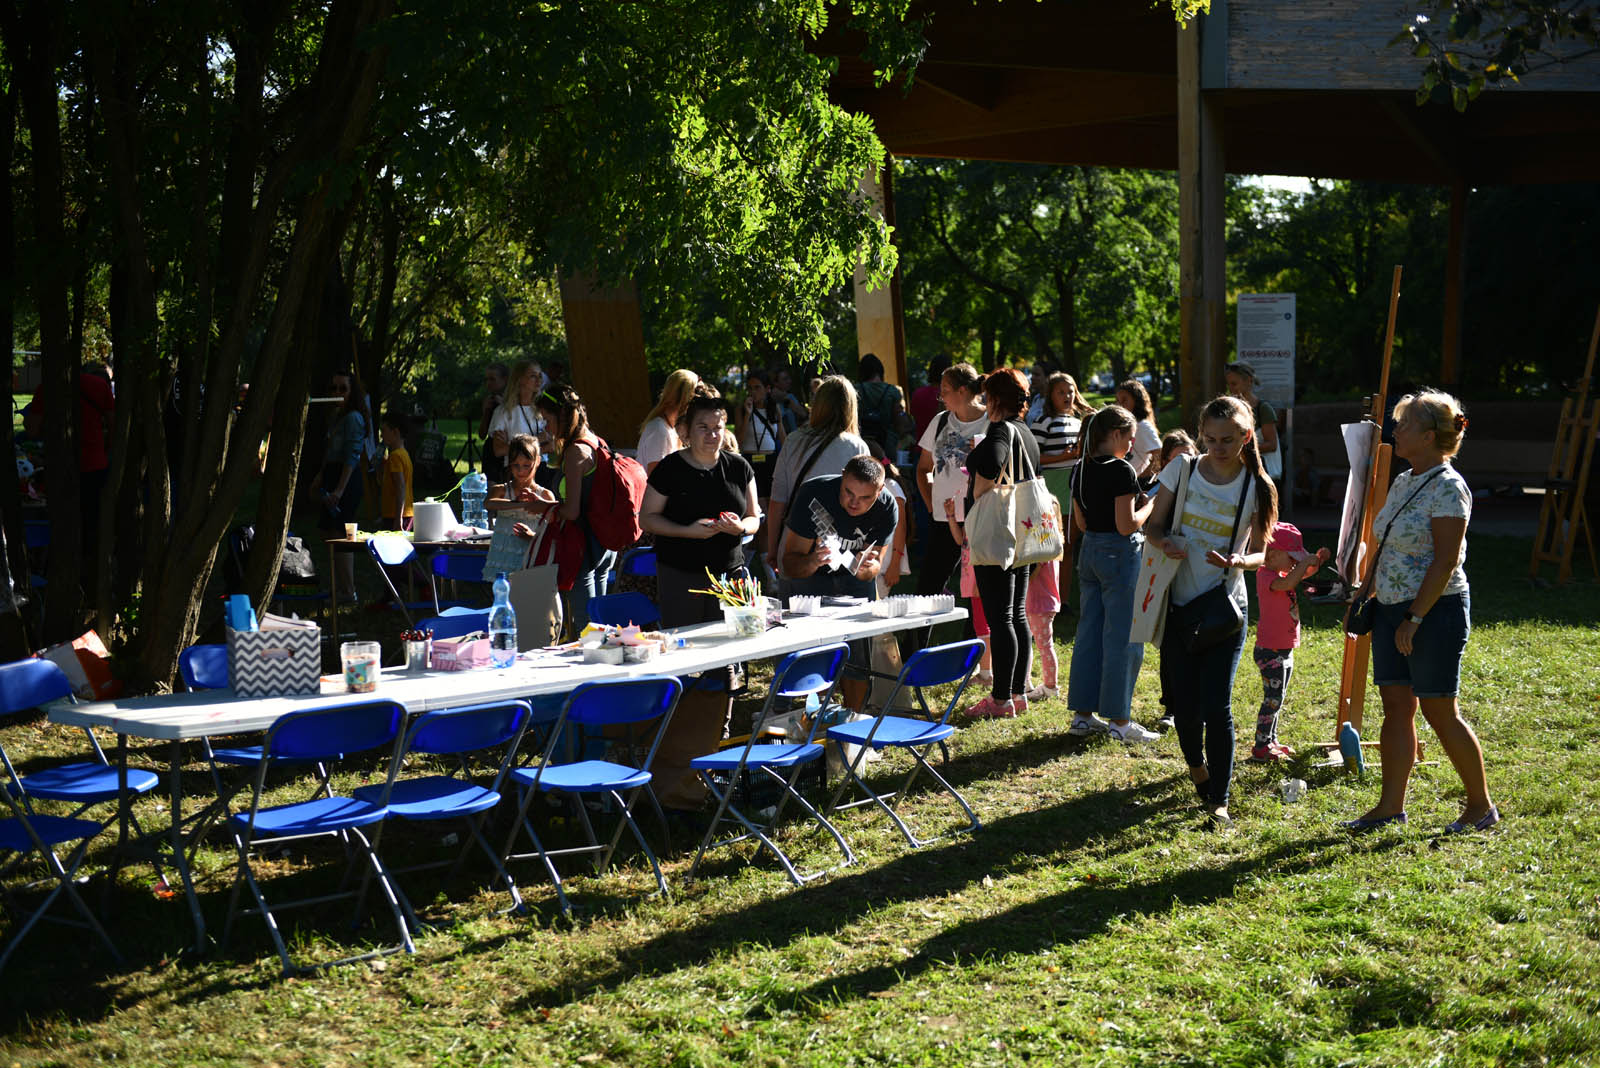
[{"x1": 586, "y1": 437, "x2": 648, "y2": 551}]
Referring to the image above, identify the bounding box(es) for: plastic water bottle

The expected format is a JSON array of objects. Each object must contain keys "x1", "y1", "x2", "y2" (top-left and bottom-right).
[
  {"x1": 461, "y1": 472, "x2": 489, "y2": 528},
  {"x1": 488, "y1": 572, "x2": 517, "y2": 669},
  {"x1": 805, "y1": 691, "x2": 821, "y2": 730},
  {"x1": 1338, "y1": 720, "x2": 1365, "y2": 776}
]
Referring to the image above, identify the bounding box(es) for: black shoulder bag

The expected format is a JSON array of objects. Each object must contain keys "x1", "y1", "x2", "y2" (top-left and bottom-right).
[
  {"x1": 1346, "y1": 467, "x2": 1446, "y2": 635},
  {"x1": 1172, "y1": 458, "x2": 1253, "y2": 654}
]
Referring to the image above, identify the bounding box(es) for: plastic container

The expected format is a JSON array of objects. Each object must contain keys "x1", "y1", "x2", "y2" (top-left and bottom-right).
[
  {"x1": 1280, "y1": 778, "x2": 1308, "y2": 804},
  {"x1": 341, "y1": 641, "x2": 381, "y2": 693},
  {"x1": 405, "y1": 637, "x2": 431, "y2": 672},
  {"x1": 722, "y1": 603, "x2": 765, "y2": 638},
  {"x1": 488, "y1": 572, "x2": 518, "y2": 669},
  {"x1": 460, "y1": 472, "x2": 489, "y2": 528}
]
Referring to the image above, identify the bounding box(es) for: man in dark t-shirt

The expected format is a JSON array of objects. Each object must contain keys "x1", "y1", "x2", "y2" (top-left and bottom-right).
[{"x1": 781, "y1": 455, "x2": 898, "y2": 600}]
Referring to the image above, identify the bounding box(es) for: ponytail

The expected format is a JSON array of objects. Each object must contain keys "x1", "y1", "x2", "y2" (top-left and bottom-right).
[{"x1": 1083, "y1": 404, "x2": 1135, "y2": 457}]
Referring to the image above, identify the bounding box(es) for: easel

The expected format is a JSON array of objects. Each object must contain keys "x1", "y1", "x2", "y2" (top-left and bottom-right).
[
  {"x1": 1332, "y1": 266, "x2": 1401, "y2": 742},
  {"x1": 1529, "y1": 301, "x2": 1600, "y2": 585}
]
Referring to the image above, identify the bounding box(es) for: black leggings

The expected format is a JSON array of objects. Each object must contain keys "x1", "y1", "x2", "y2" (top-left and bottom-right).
[
  {"x1": 907, "y1": 518, "x2": 973, "y2": 654},
  {"x1": 973, "y1": 563, "x2": 1031, "y2": 700}
]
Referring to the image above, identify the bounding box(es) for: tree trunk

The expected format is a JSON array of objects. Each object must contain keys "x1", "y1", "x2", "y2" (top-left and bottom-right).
[
  {"x1": 1055, "y1": 266, "x2": 1079, "y2": 382},
  {"x1": 0, "y1": 78, "x2": 30, "y2": 658},
  {"x1": 5, "y1": 2, "x2": 85, "y2": 643}
]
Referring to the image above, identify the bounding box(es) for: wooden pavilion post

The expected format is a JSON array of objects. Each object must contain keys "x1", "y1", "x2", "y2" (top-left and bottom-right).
[
  {"x1": 1441, "y1": 180, "x2": 1467, "y2": 386},
  {"x1": 1177, "y1": 17, "x2": 1227, "y2": 418},
  {"x1": 560, "y1": 273, "x2": 654, "y2": 448},
  {"x1": 853, "y1": 160, "x2": 908, "y2": 391}
]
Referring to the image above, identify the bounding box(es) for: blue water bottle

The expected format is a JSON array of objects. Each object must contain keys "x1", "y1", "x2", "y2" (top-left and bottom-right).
[
  {"x1": 461, "y1": 472, "x2": 489, "y2": 528},
  {"x1": 488, "y1": 572, "x2": 517, "y2": 669}
]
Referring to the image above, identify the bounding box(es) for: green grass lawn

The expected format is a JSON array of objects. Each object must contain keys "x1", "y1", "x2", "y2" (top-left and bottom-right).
[{"x1": 1, "y1": 534, "x2": 1597, "y2": 1066}]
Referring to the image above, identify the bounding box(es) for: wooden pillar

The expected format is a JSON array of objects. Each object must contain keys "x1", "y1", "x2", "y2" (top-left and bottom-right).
[
  {"x1": 1441, "y1": 180, "x2": 1467, "y2": 386},
  {"x1": 559, "y1": 273, "x2": 654, "y2": 449},
  {"x1": 1177, "y1": 18, "x2": 1227, "y2": 420},
  {"x1": 853, "y1": 160, "x2": 909, "y2": 390}
]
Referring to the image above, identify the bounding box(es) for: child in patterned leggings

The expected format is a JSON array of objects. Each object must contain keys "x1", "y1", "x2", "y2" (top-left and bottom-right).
[{"x1": 1251, "y1": 522, "x2": 1330, "y2": 761}]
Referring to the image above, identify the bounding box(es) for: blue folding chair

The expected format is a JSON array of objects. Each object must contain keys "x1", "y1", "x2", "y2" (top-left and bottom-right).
[
  {"x1": 366, "y1": 534, "x2": 457, "y2": 626},
  {"x1": 416, "y1": 609, "x2": 491, "y2": 641},
  {"x1": 586, "y1": 592, "x2": 661, "y2": 629},
  {"x1": 687, "y1": 643, "x2": 855, "y2": 887},
  {"x1": 353, "y1": 700, "x2": 531, "y2": 927},
  {"x1": 500, "y1": 677, "x2": 682, "y2": 918},
  {"x1": 180, "y1": 645, "x2": 338, "y2": 811},
  {"x1": 607, "y1": 546, "x2": 656, "y2": 591},
  {"x1": 0, "y1": 659, "x2": 160, "y2": 829},
  {"x1": 0, "y1": 660, "x2": 125, "y2": 972},
  {"x1": 430, "y1": 550, "x2": 491, "y2": 607},
  {"x1": 221, "y1": 699, "x2": 413, "y2": 976},
  {"x1": 825, "y1": 639, "x2": 985, "y2": 847}
]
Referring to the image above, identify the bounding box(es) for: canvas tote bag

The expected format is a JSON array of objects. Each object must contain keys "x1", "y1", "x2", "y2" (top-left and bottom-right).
[{"x1": 966, "y1": 423, "x2": 1063, "y2": 569}]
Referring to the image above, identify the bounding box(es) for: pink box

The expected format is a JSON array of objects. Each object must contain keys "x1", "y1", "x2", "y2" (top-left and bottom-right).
[{"x1": 431, "y1": 636, "x2": 492, "y2": 671}]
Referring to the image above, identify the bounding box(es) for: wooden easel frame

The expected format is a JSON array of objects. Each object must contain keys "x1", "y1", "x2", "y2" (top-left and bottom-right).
[
  {"x1": 1333, "y1": 266, "x2": 1402, "y2": 738},
  {"x1": 1529, "y1": 301, "x2": 1600, "y2": 584}
]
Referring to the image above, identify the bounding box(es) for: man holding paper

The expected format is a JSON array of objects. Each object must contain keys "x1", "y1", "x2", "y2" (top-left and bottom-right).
[
  {"x1": 780, "y1": 455, "x2": 898, "y2": 713},
  {"x1": 780, "y1": 455, "x2": 898, "y2": 600}
]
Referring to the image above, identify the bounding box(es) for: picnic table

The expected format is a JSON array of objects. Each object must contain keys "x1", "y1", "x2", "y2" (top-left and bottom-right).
[{"x1": 47, "y1": 603, "x2": 966, "y2": 954}]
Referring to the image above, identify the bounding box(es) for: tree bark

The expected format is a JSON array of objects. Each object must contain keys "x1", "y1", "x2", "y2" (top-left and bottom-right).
[
  {"x1": 5, "y1": 1, "x2": 84, "y2": 643},
  {"x1": 0, "y1": 76, "x2": 30, "y2": 658}
]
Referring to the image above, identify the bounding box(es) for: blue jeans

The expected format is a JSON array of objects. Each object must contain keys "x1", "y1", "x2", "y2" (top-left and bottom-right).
[
  {"x1": 1067, "y1": 531, "x2": 1145, "y2": 722},
  {"x1": 1160, "y1": 605, "x2": 1247, "y2": 805},
  {"x1": 567, "y1": 531, "x2": 615, "y2": 634}
]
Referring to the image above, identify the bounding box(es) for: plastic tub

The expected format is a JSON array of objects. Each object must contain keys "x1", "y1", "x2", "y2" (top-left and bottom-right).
[
  {"x1": 722, "y1": 604, "x2": 766, "y2": 638},
  {"x1": 341, "y1": 641, "x2": 381, "y2": 693}
]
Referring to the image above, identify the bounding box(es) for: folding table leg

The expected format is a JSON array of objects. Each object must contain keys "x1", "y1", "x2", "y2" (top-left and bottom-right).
[{"x1": 166, "y1": 739, "x2": 208, "y2": 953}]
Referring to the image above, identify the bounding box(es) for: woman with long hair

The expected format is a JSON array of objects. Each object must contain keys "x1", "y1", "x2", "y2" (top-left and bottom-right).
[
  {"x1": 1224, "y1": 361, "x2": 1281, "y2": 479},
  {"x1": 534, "y1": 384, "x2": 614, "y2": 632},
  {"x1": 765, "y1": 375, "x2": 868, "y2": 578},
  {"x1": 1064, "y1": 404, "x2": 1157, "y2": 742},
  {"x1": 637, "y1": 369, "x2": 700, "y2": 474},
  {"x1": 961, "y1": 368, "x2": 1040, "y2": 720},
  {"x1": 1115, "y1": 379, "x2": 1162, "y2": 481},
  {"x1": 489, "y1": 360, "x2": 545, "y2": 466},
  {"x1": 1145, "y1": 394, "x2": 1277, "y2": 826}
]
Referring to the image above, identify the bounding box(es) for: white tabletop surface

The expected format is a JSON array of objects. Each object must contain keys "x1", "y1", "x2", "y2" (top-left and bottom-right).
[{"x1": 48, "y1": 608, "x2": 966, "y2": 741}]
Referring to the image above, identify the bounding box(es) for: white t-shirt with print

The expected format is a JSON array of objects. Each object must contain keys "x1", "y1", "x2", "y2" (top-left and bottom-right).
[
  {"x1": 1159, "y1": 457, "x2": 1258, "y2": 608},
  {"x1": 1372, "y1": 462, "x2": 1471, "y2": 605},
  {"x1": 918, "y1": 409, "x2": 989, "y2": 521}
]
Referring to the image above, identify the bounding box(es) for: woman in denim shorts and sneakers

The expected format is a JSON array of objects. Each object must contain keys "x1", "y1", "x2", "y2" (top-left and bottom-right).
[{"x1": 1342, "y1": 389, "x2": 1498, "y2": 835}]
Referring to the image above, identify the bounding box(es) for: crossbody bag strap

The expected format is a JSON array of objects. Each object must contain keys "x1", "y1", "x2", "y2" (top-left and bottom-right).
[
  {"x1": 1223, "y1": 465, "x2": 1251, "y2": 573},
  {"x1": 791, "y1": 432, "x2": 839, "y2": 488},
  {"x1": 1367, "y1": 467, "x2": 1446, "y2": 576},
  {"x1": 1172, "y1": 455, "x2": 1196, "y2": 536}
]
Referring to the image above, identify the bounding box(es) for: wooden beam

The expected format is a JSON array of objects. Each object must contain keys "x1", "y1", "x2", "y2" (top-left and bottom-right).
[
  {"x1": 853, "y1": 162, "x2": 908, "y2": 390},
  {"x1": 559, "y1": 274, "x2": 654, "y2": 449},
  {"x1": 836, "y1": 68, "x2": 1175, "y2": 150},
  {"x1": 1177, "y1": 17, "x2": 1227, "y2": 418}
]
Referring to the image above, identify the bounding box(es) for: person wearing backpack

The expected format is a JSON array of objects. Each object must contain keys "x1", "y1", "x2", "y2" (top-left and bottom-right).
[
  {"x1": 534, "y1": 385, "x2": 617, "y2": 632},
  {"x1": 856, "y1": 353, "x2": 911, "y2": 460}
]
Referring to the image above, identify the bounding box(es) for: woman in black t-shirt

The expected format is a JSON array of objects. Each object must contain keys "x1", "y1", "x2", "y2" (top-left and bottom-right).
[
  {"x1": 962, "y1": 368, "x2": 1042, "y2": 720},
  {"x1": 639, "y1": 395, "x2": 760, "y2": 810},
  {"x1": 1064, "y1": 404, "x2": 1159, "y2": 743}
]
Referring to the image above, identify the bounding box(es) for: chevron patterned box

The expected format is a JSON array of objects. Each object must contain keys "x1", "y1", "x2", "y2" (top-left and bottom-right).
[{"x1": 226, "y1": 625, "x2": 323, "y2": 697}]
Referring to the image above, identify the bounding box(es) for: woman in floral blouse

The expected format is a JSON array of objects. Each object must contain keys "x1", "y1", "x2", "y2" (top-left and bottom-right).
[{"x1": 1342, "y1": 390, "x2": 1498, "y2": 835}]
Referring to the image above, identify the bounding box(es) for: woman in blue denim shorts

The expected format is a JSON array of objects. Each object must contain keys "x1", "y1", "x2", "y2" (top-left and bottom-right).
[{"x1": 1342, "y1": 390, "x2": 1498, "y2": 835}]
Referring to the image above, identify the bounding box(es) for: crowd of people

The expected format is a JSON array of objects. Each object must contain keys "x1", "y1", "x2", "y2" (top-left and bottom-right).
[{"x1": 435, "y1": 356, "x2": 1496, "y2": 832}]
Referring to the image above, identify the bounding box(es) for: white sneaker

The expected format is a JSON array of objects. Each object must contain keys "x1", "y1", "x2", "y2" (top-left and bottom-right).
[
  {"x1": 1107, "y1": 720, "x2": 1161, "y2": 744},
  {"x1": 1067, "y1": 714, "x2": 1109, "y2": 737},
  {"x1": 1026, "y1": 684, "x2": 1058, "y2": 702}
]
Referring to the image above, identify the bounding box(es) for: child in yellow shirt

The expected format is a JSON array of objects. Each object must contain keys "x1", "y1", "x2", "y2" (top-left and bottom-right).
[{"x1": 379, "y1": 412, "x2": 414, "y2": 530}]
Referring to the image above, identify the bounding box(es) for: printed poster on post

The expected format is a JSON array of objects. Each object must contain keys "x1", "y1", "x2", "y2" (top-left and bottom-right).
[{"x1": 1236, "y1": 293, "x2": 1296, "y2": 409}]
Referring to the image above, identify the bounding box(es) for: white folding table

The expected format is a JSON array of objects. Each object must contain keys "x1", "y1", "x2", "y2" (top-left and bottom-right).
[{"x1": 48, "y1": 606, "x2": 965, "y2": 952}]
